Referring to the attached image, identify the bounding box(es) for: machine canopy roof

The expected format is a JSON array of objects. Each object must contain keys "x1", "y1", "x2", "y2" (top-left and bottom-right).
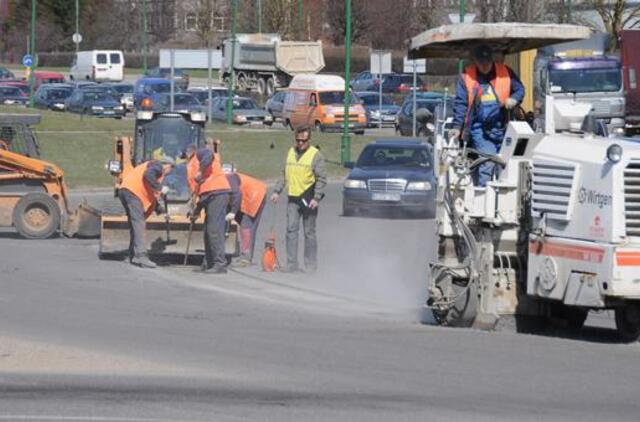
[{"x1": 408, "y1": 23, "x2": 593, "y2": 59}]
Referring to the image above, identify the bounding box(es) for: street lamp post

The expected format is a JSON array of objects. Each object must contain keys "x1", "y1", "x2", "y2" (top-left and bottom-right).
[
  {"x1": 226, "y1": 0, "x2": 238, "y2": 126},
  {"x1": 28, "y1": 0, "x2": 36, "y2": 108},
  {"x1": 142, "y1": 0, "x2": 148, "y2": 73},
  {"x1": 341, "y1": 0, "x2": 352, "y2": 164},
  {"x1": 75, "y1": 0, "x2": 79, "y2": 53},
  {"x1": 298, "y1": 0, "x2": 304, "y2": 39},
  {"x1": 458, "y1": 0, "x2": 466, "y2": 73},
  {"x1": 257, "y1": 0, "x2": 262, "y2": 33}
]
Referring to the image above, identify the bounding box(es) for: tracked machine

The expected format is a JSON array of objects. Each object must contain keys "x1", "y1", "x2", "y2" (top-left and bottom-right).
[{"x1": 409, "y1": 23, "x2": 640, "y2": 341}]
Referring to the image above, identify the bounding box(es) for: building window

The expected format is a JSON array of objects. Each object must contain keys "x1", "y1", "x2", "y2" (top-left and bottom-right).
[{"x1": 185, "y1": 13, "x2": 197, "y2": 31}]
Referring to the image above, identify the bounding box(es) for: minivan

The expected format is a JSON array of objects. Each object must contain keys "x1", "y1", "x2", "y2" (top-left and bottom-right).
[
  {"x1": 70, "y1": 50, "x2": 124, "y2": 82},
  {"x1": 282, "y1": 74, "x2": 367, "y2": 134}
]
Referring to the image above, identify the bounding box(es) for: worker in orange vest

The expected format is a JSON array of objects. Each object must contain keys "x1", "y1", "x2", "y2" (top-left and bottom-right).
[
  {"x1": 119, "y1": 159, "x2": 174, "y2": 268},
  {"x1": 186, "y1": 140, "x2": 231, "y2": 274},
  {"x1": 450, "y1": 44, "x2": 525, "y2": 186},
  {"x1": 226, "y1": 171, "x2": 268, "y2": 266}
]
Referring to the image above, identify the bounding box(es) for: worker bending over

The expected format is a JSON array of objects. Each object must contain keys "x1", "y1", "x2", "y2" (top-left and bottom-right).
[
  {"x1": 450, "y1": 44, "x2": 525, "y2": 186},
  {"x1": 271, "y1": 126, "x2": 327, "y2": 273},
  {"x1": 186, "y1": 140, "x2": 230, "y2": 274},
  {"x1": 226, "y1": 170, "x2": 268, "y2": 266},
  {"x1": 119, "y1": 159, "x2": 174, "y2": 268}
]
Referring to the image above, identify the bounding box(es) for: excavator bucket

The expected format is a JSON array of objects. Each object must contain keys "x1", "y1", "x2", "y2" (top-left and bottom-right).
[{"x1": 63, "y1": 200, "x2": 102, "y2": 238}]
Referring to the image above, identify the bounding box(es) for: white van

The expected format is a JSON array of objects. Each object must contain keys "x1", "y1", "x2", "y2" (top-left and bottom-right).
[{"x1": 70, "y1": 50, "x2": 124, "y2": 82}]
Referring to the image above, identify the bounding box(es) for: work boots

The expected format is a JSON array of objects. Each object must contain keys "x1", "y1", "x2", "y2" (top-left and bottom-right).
[{"x1": 131, "y1": 255, "x2": 157, "y2": 269}]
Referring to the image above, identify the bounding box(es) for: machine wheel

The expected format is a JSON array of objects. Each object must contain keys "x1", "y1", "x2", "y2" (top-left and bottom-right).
[
  {"x1": 266, "y1": 78, "x2": 275, "y2": 96},
  {"x1": 550, "y1": 304, "x2": 588, "y2": 329},
  {"x1": 615, "y1": 305, "x2": 640, "y2": 342},
  {"x1": 13, "y1": 193, "x2": 61, "y2": 239},
  {"x1": 257, "y1": 78, "x2": 266, "y2": 96},
  {"x1": 429, "y1": 269, "x2": 478, "y2": 327}
]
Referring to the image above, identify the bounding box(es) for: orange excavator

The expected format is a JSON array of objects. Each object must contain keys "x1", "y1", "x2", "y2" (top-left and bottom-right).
[{"x1": 0, "y1": 114, "x2": 100, "y2": 239}]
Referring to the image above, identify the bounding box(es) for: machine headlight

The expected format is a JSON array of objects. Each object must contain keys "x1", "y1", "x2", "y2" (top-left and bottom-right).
[
  {"x1": 606, "y1": 144, "x2": 623, "y2": 163},
  {"x1": 344, "y1": 179, "x2": 366, "y2": 189},
  {"x1": 406, "y1": 181, "x2": 432, "y2": 191},
  {"x1": 92, "y1": 105, "x2": 104, "y2": 111},
  {"x1": 107, "y1": 160, "x2": 122, "y2": 174}
]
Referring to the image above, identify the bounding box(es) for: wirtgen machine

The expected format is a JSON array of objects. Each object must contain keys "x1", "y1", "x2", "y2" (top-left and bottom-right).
[
  {"x1": 0, "y1": 114, "x2": 99, "y2": 239},
  {"x1": 100, "y1": 110, "x2": 213, "y2": 259},
  {"x1": 409, "y1": 23, "x2": 640, "y2": 341}
]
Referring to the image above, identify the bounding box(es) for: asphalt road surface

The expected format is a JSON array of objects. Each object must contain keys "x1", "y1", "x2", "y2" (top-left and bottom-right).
[{"x1": 0, "y1": 184, "x2": 638, "y2": 421}]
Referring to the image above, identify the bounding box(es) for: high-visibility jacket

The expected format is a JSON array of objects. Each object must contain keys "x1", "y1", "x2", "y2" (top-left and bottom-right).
[
  {"x1": 186, "y1": 151, "x2": 230, "y2": 195},
  {"x1": 462, "y1": 63, "x2": 511, "y2": 107},
  {"x1": 285, "y1": 146, "x2": 318, "y2": 197},
  {"x1": 120, "y1": 162, "x2": 163, "y2": 215},
  {"x1": 237, "y1": 173, "x2": 267, "y2": 218}
]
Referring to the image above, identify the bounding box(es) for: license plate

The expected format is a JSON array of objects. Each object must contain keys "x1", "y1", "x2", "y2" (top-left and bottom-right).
[
  {"x1": 103, "y1": 110, "x2": 114, "y2": 114},
  {"x1": 371, "y1": 192, "x2": 401, "y2": 201}
]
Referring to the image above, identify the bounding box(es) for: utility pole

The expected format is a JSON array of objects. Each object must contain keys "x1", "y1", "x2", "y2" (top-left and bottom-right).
[
  {"x1": 341, "y1": 0, "x2": 352, "y2": 164},
  {"x1": 257, "y1": 0, "x2": 262, "y2": 33},
  {"x1": 567, "y1": 0, "x2": 572, "y2": 23},
  {"x1": 142, "y1": 0, "x2": 148, "y2": 73},
  {"x1": 28, "y1": 0, "x2": 36, "y2": 108},
  {"x1": 298, "y1": 0, "x2": 304, "y2": 39},
  {"x1": 75, "y1": 0, "x2": 79, "y2": 53},
  {"x1": 226, "y1": 0, "x2": 238, "y2": 126},
  {"x1": 458, "y1": 0, "x2": 466, "y2": 73}
]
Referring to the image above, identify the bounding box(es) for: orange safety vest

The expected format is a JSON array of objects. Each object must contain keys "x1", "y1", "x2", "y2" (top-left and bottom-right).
[
  {"x1": 187, "y1": 151, "x2": 230, "y2": 195},
  {"x1": 120, "y1": 161, "x2": 164, "y2": 214},
  {"x1": 462, "y1": 63, "x2": 511, "y2": 107},
  {"x1": 237, "y1": 173, "x2": 267, "y2": 218}
]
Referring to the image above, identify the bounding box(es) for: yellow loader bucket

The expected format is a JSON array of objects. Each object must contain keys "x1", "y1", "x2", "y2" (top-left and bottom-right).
[{"x1": 63, "y1": 200, "x2": 102, "y2": 238}]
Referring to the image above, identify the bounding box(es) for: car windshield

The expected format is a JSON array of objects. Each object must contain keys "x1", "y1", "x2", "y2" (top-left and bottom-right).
[
  {"x1": 357, "y1": 146, "x2": 431, "y2": 168},
  {"x1": 84, "y1": 92, "x2": 112, "y2": 101},
  {"x1": 0, "y1": 87, "x2": 21, "y2": 96},
  {"x1": 359, "y1": 95, "x2": 395, "y2": 106},
  {"x1": 46, "y1": 89, "x2": 72, "y2": 100},
  {"x1": 232, "y1": 99, "x2": 258, "y2": 110},
  {"x1": 111, "y1": 85, "x2": 133, "y2": 94},
  {"x1": 149, "y1": 83, "x2": 171, "y2": 94},
  {"x1": 175, "y1": 95, "x2": 199, "y2": 106},
  {"x1": 549, "y1": 67, "x2": 622, "y2": 93},
  {"x1": 319, "y1": 91, "x2": 359, "y2": 105}
]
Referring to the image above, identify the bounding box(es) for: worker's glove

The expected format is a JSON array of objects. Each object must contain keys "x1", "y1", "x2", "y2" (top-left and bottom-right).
[
  {"x1": 160, "y1": 185, "x2": 171, "y2": 196},
  {"x1": 155, "y1": 202, "x2": 166, "y2": 216},
  {"x1": 505, "y1": 97, "x2": 518, "y2": 110},
  {"x1": 186, "y1": 209, "x2": 197, "y2": 222},
  {"x1": 225, "y1": 212, "x2": 236, "y2": 223}
]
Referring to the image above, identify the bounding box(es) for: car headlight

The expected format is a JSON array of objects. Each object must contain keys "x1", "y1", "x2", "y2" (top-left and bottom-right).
[
  {"x1": 115, "y1": 105, "x2": 124, "y2": 110},
  {"x1": 606, "y1": 144, "x2": 623, "y2": 163},
  {"x1": 344, "y1": 179, "x2": 366, "y2": 189},
  {"x1": 92, "y1": 105, "x2": 104, "y2": 111},
  {"x1": 264, "y1": 115, "x2": 273, "y2": 121},
  {"x1": 406, "y1": 181, "x2": 432, "y2": 191},
  {"x1": 613, "y1": 127, "x2": 625, "y2": 136},
  {"x1": 370, "y1": 110, "x2": 381, "y2": 118},
  {"x1": 233, "y1": 115, "x2": 247, "y2": 123}
]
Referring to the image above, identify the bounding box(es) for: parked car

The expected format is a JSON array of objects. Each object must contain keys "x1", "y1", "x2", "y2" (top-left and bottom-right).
[
  {"x1": 33, "y1": 84, "x2": 74, "y2": 111},
  {"x1": 355, "y1": 91, "x2": 400, "y2": 127},
  {"x1": 103, "y1": 83, "x2": 134, "y2": 111},
  {"x1": 264, "y1": 90, "x2": 287, "y2": 120},
  {"x1": 33, "y1": 71, "x2": 65, "y2": 90},
  {"x1": 342, "y1": 139, "x2": 435, "y2": 218},
  {"x1": 1, "y1": 81, "x2": 30, "y2": 96},
  {"x1": 0, "y1": 85, "x2": 28, "y2": 106},
  {"x1": 65, "y1": 89, "x2": 124, "y2": 118},
  {"x1": 210, "y1": 96, "x2": 273, "y2": 125},
  {"x1": 70, "y1": 50, "x2": 124, "y2": 82},
  {"x1": 395, "y1": 97, "x2": 453, "y2": 136},
  {"x1": 380, "y1": 73, "x2": 427, "y2": 93},
  {"x1": 145, "y1": 67, "x2": 189, "y2": 91},
  {"x1": 350, "y1": 71, "x2": 390, "y2": 92},
  {"x1": 150, "y1": 93, "x2": 204, "y2": 114},
  {"x1": 0, "y1": 67, "x2": 15, "y2": 80},
  {"x1": 134, "y1": 78, "x2": 173, "y2": 109},
  {"x1": 187, "y1": 86, "x2": 227, "y2": 104}
]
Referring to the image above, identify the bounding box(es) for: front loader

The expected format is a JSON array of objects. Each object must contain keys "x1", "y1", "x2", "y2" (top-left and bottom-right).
[
  {"x1": 0, "y1": 113, "x2": 100, "y2": 239},
  {"x1": 410, "y1": 23, "x2": 640, "y2": 341},
  {"x1": 99, "y1": 110, "x2": 211, "y2": 259}
]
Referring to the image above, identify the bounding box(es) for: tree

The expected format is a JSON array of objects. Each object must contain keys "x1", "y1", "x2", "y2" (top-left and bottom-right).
[
  {"x1": 263, "y1": 0, "x2": 295, "y2": 39},
  {"x1": 590, "y1": 0, "x2": 640, "y2": 50},
  {"x1": 325, "y1": 0, "x2": 369, "y2": 45}
]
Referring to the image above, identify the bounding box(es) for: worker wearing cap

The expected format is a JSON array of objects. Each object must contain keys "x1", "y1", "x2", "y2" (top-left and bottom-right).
[
  {"x1": 119, "y1": 159, "x2": 174, "y2": 268},
  {"x1": 186, "y1": 139, "x2": 230, "y2": 274},
  {"x1": 450, "y1": 44, "x2": 525, "y2": 186},
  {"x1": 271, "y1": 126, "x2": 327, "y2": 273},
  {"x1": 226, "y1": 171, "x2": 268, "y2": 266}
]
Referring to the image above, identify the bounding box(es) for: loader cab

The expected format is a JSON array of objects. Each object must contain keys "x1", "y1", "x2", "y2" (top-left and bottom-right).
[
  {"x1": 133, "y1": 110, "x2": 206, "y2": 199},
  {"x1": 0, "y1": 114, "x2": 41, "y2": 159}
]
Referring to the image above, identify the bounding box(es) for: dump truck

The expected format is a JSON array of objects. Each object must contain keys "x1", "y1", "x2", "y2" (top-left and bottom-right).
[
  {"x1": 620, "y1": 29, "x2": 640, "y2": 136},
  {"x1": 409, "y1": 23, "x2": 640, "y2": 342},
  {"x1": 221, "y1": 33, "x2": 325, "y2": 96},
  {"x1": 99, "y1": 110, "x2": 211, "y2": 259},
  {"x1": 532, "y1": 33, "x2": 625, "y2": 134},
  {"x1": 0, "y1": 114, "x2": 100, "y2": 239}
]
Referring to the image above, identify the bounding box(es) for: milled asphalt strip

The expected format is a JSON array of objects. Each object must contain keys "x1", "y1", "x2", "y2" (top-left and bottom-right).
[{"x1": 0, "y1": 417, "x2": 181, "y2": 422}]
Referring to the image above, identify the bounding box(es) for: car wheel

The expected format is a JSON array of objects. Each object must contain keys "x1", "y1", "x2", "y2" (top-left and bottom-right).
[
  {"x1": 395, "y1": 125, "x2": 401, "y2": 135},
  {"x1": 13, "y1": 193, "x2": 61, "y2": 239}
]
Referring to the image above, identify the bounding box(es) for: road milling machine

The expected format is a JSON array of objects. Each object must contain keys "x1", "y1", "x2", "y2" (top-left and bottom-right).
[
  {"x1": 409, "y1": 23, "x2": 640, "y2": 341},
  {"x1": 0, "y1": 114, "x2": 99, "y2": 239},
  {"x1": 100, "y1": 110, "x2": 225, "y2": 260}
]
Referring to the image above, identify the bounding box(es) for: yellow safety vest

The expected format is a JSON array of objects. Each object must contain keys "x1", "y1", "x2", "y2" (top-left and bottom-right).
[{"x1": 285, "y1": 146, "x2": 318, "y2": 197}]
